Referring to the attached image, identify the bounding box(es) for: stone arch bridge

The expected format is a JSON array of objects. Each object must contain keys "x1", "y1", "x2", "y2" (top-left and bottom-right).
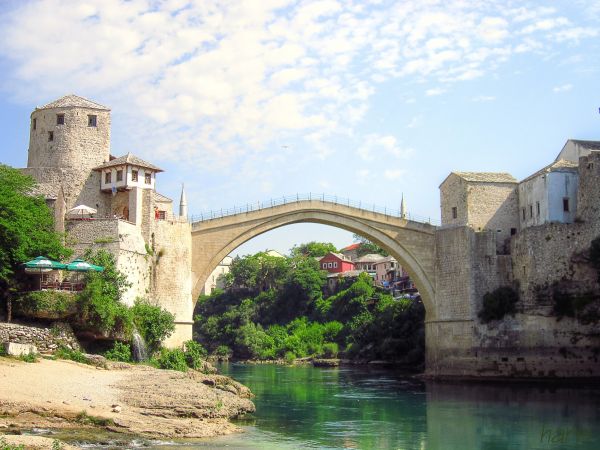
[
  {"x1": 190, "y1": 194, "x2": 484, "y2": 376},
  {"x1": 191, "y1": 195, "x2": 438, "y2": 318}
]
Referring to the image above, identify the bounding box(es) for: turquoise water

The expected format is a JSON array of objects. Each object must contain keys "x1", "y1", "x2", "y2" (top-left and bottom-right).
[{"x1": 154, "y1": 363, "x2": 600, "y2": 450}]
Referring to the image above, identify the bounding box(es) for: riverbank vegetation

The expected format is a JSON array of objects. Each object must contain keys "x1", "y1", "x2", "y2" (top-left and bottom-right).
[{"x1": 193, "y1": 248, "x2": 424, "y2": 366}]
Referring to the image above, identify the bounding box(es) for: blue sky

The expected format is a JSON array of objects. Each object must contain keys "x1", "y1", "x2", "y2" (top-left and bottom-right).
[{"x1": 0, "y1": 0, "x2": 599, "y2": 256}]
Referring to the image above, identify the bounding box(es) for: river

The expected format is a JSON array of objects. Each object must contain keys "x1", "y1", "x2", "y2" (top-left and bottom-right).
[{"x1": 150, "y1": 363, "x2": 599, "y2": 450}]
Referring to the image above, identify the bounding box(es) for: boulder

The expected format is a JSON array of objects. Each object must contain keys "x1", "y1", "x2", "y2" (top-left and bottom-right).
[{"x1": 4, "y1": 342, "x2": 37, "y2": 356}]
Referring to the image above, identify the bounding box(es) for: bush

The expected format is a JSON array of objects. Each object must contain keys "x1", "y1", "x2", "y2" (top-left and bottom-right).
[
  {"x1": 213, "y1": 345, "x2": 232, "y2": 359},
  {"x1": 0, "y1": 345, "x2": 6, "y2": 357},
  {"x1": 77, "y1": 277, "x2": 133, "y2": 336},
  {"x1": 321, "y1": 342, "x2": 339, "y2": 358},
  {"x1": 479, "y1": 287, "x2": 519, "y2": 323},
  {"x1": 131, "y1": 299, "x2": 175, "y2": 352},
  {"x1": 104, "y1": 341, "x2": 132, "y2": 362},
  {"x1": 154, "y1": 348, "x2": 188, "y2": 372},
  {"x1": 183, "y1": 340, "x2": 207, "y2": 369},
  {"x1": 55, "y1": 345, "x2": 88, "y2": 364},
  {"x1": 13, "y1": 291, "x2": 77, "y2": 318},
  {"x1": 284, "y1": 351, "x2": 296, "y2": 363},
  {"x1": 19, "y1": 352, "x2": 38, "y2": 363}
]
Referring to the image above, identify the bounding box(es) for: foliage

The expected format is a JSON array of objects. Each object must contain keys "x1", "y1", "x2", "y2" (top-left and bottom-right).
[
  {"x1": 13, "y1": 290, "x2": 77, "y2": 317},
  {"x1": 552, "y1": 287, "x2": 599, "y2": 324},
  {"x1": 77, "y1": 276, "x2": 133, "y2": 335},
  {"x1": 83, "y1": 249, "x2": 131, "y2": 302},
  {"x1": 104, "y1": 341, "x2": 132, "y2": 362},
  {"x1": 0, "y1": 164, "x2": 71, "y2": 313},
  {"x1": 131, "y1": 299, "x2": 175, "y2": 352},
  {"x1": 153, "y1": 348, "x2": 188, "y2": 372},
  {"x1": 183, "y1": 340, "x2": 207, "y2": 369},
  {"x1": 75, "y1": 411, "x2": 114, "y2": 427},
  {"x1": 19, "y1": 352, "x2": 38, "y2": 363},
  {"x1": 290, "y1": 241, "x2": 338, "y2": 258},
  {"x1": 213, "y1": 345, "x2": 232, "y2": 359},
  {"x1": 0, "y1": 437, "x2": 25, "y2": 450},
  {"x1": 352, "y1": 234, "x2": 389, "y2": 257},
  {"x1": 0, "y1": 345, "x2": 6, "y2": 357},
  {"x1": 55, "y1": 345, "x2": 89, "y2": 364},
  {"x1": 479, "y1": 286, "x2": 519, "y2": 323},
  {"x1": 226, "y1": 252, "x2": 290, "y2": 293},
  {"x1": 321, "y1": 342, "x2": 339, "y2": 358},
  {"x1": 193, "y1": 247, "x2": 425, "y2": 365}
]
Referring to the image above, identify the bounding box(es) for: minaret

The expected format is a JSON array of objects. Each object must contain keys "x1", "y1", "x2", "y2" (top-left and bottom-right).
[
  {"x1": 179, "y1": 184, "x2": 188, "y2": 219},
  {"x1": 400, "y1": 193, "x2": 407, "y2": 219}
]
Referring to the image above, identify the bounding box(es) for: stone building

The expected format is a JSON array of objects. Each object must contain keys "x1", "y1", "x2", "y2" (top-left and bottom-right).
[
  {"x1": 555, "y1": 139, "x2": 600, "y2": 163},
  {"x1": 201, "y1": 256, "x2": 233, "y2": 296},
  {"x1": 518, "y1": 159, "x2": 579, "y2": 229},
  {"x1": 439, "y1": 172, "x2": 519, "y2": 253},
  {"x1": 21, "y1": 94, "x2": 192, "y2": 347}
]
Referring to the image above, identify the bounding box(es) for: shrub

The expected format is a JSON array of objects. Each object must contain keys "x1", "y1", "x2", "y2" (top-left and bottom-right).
[
  {"x1": 213, "y1": 345, "x2": 232, "y2": 359},
  {"x1": 321, "y1": 342, "x2": 339, "y2": 358},
  {"x1": 13, "y1": 291, "x2": 77, "y2": 318},
  {"x1": 19, "y1": 352, "x2": 38, "y2": 363},
  {"x1": 77, "y1": 277, "x2": 133, "y2": 336},
  {"x1": 104, "y1": 341, "x2": 132, "y2": 362},
  {"x1": 478, "y1": 287, "x2": 519, "y2": 323},
  {"x1": 131, "y1": 299, "x2": 175, "y2": 352},
  {"x1": 55, "y1": 345, "x2": 88, "y2": 364},
  {"x1": 284, "y1": 351, "x2": 296, "y2": 363},
  {"x1": 154, "y1": 348, "x2": 188, "y2": 372},
  {"x1": 183, "y1": 340, "x2": 207, "y2": 369},
  {"x1": 0, "y1": 345, "x2": 6, "y2": 357}
]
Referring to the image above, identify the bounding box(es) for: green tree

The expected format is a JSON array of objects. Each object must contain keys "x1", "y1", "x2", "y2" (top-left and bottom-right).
[
  {"x1": 0, "y1": 165, "x2": 71, "y2": 318},
  {"x1": 351, "y1": 234, "x2": 389, "y2": 257},
  {"x1": 290, "y1": 241, "x2": 338, "y2": 258}
]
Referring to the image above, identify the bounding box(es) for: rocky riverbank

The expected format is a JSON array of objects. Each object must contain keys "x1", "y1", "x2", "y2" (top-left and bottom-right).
[{"x1": 0, "y1": 356, "x2": 255, "y2": 447}]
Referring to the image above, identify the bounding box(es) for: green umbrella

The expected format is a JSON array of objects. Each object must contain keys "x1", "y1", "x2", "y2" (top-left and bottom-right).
[
  {"x1": 65, "y1": 259, "x2": 104, "y2": 272},
  {"x1": 23, "y1": 256, "x2": 66, "y2": 273}
]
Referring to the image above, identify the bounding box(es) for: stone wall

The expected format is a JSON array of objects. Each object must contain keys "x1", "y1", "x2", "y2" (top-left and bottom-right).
[
  {"x1": 151, "y1": 219, "x2": 193, "y2": 346},
  {"x1": 466, "y1": 182, "x2": 519, "y2": 253},
  {"x1": 0, "y1": 322, "x2": 80, "y2": 353},
  {"x1": 439, "y1": 174, "x2": 467, "y2": 226}
]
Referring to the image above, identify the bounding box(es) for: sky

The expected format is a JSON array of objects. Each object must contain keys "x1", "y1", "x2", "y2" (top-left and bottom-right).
[{"x1": 0, "y1": 0, "x2": 599, "y2": 256}]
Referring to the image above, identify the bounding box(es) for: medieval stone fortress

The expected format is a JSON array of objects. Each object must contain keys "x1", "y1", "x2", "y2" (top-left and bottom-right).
[{"x1": 22, "y1": 94, "x2": 600, "y2": 377}]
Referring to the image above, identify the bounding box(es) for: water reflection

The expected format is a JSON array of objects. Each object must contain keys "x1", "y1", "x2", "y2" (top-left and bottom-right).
[{"x1": 151, "y1": 363, "x2": 599, "y2": 450}]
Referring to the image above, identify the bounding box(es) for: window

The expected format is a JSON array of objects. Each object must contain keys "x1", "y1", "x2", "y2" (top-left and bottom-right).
[
  {"x1": 511, "y1": 228, "x2": 517, "y2": 236},
  {"x1": 522, "y1": 208, "x2": 526, "y2": 220},
  {"x1": 88, "y1": 115, "x2": 97, "y2": 127},
  {"x1": 322, "y1": 263, "x2": 327, "y2": 269},
  {"x1": 158, "y1": 210, "x2": 166, "y2": 220},
  {"x1": 105, "y1": 172, "x2": 111, "y2": 184},
  {"x1": 56, "y1": 114, "x2": 64, "y2": 125},
  {"x1": 563, "y1": 198, "x2": 570, "y2": 212},
  {"x1": 116, "y1": 170, "x2": 123, "y2": 182},
  {"x1": 529, "y1": 205, "x2": 533, "y2": 218},
  {"x1": 536, "y1": 201, "x2": 540, "y2": 217},
  {"x1": 328, "y1": 262, "x2": 333, "y2": 268},
  {"x1": 333, "y1": 262, "x2": 338, "y2": 268},
  {"x1": 48, "y1": 131, "x2": 53, "y2": 142},
  {"x1": 131, "y1": 170, "x2": 138, "y2": 182},
  {"x1": 145, "y1": 172, "x2": 152, "y2": 184},
  {"x1": 32, "y1": 118, "x2": 36, "y2": 130},
  {"x1": 452, "y1": 207, "x2": 457, "y2": 219}
]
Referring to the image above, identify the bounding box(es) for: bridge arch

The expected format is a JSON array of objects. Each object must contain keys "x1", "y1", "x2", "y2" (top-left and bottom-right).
[{"x1": 191, "y1": 200, "x2": 437, "y2": 319}]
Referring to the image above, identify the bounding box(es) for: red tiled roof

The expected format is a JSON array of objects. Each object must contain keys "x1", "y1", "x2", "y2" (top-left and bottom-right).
[{"x1": 342, "y1": 243, "x2": 361, "y2": 251}]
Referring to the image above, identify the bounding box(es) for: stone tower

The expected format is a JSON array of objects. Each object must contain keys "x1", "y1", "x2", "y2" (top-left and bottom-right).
[{"x1": 25, "y1": 94, "x2": 112, "y2": 213}]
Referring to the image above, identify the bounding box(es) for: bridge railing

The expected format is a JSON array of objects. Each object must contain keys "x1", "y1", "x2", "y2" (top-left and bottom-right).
[{"x1": 190, "y1": 193, "x2": 439, "y2": 226}]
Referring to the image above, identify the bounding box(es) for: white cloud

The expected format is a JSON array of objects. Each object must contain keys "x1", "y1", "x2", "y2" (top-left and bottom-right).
[
  {"x1": 0, "y1": 0, "x2": 596, "y2": 170},
  {"x1": 425, "y1": 87, "x2": 446, "y2": 96},
  {"x1": 356, "y1": 134, "x2": 413, "y2": 161},
  {"x1": 407, "y1": 115, "x2": 423, "y2": 128},
  {"x1": 553, "y1": 83, "x2": 573, "y2": 92}
]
